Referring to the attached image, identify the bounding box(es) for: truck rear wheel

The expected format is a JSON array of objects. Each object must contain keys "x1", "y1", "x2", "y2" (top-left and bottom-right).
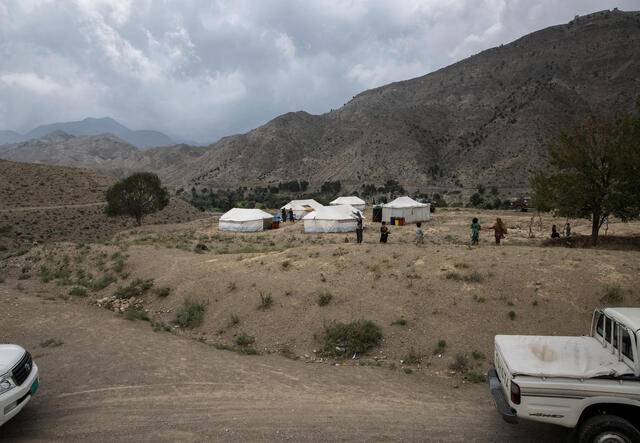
[{"x1": 578, "y1": 414, "x2": 640, "y2": 443}]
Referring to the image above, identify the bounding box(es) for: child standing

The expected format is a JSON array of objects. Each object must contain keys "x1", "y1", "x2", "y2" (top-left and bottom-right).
[
  {"x1": 380, "y1": 221, "x2": 389, "y2": 243},
  {"x1": 415, "y1": 222, "x2": 424, "y2": 246},
  {"x1": 488, "y1": 217, "x2": 507, "y2": 244},
  {"x1": 470, "y1": 217, "x2": 481, "y2": 246}
]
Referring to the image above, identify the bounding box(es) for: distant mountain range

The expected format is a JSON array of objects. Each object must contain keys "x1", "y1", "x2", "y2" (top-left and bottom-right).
[
  {"x1": 0, "y1": 131, "x2": 208, "y2": 180},
  {"x1": 0, "y1": 117, "x2": 179, "y2": 149},
  {"x1": 1, "y1": 9, "x2": 639, "y2": 200}
]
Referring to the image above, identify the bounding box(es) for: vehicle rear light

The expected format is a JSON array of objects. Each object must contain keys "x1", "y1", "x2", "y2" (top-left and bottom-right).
[{"x1": 510, "y1": 381, "x2": 521, "y2": 405}]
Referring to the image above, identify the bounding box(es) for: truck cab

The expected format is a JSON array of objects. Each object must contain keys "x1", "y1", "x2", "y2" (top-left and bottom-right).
[{"x1": 489, "y1": 307, "x2": 640, "y2": 443}]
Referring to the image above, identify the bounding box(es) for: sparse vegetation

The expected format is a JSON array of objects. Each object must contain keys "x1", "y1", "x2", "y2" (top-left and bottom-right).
[
  {"x1": 322, "y1": 319, "x2": 382, "y2": 356},
  {"x1": 235, "y1": 332, "x2": 255, "y2": 346},
  {"x1": 467, "y1": 372, "x2": 487, "y2": 383},
  {"x1": 446, "y1": 271, "x2": 462, "y2": 281},
  {"x1": 508, "y1": 310, "x2": 516, "y2": 320},
  {"x1": 450, "y1": 353, "x2": 469, "y2": 372},
  {"x1": 90, "y1": 272, "x2": 117, "y2": 291},
  {"x1": 391, "y1": 318, "x2": 407, "y2": 326},
  {"x1": 124, "y1": 309, "x2": 150, "y2": 321},
  {"x1": 153, "y1": 287, "x2": 171, "y2": 297},
  {"x1": 175, "y1": 298, "x2": 205, "y2": 328},
  {"x1": 259, "y1": 292, "x2": 273, "y2": 309},
  {"x1": 40, "y1": 338, "x2": 64, "y2": 348},
  {"x1": 69, "y1": 287, "x2": 88, "y2": 297},
  {"x1": 404, "y1": 347, "x2": 422, "y2": 364},
  {"x1": 433, "y1": 340, "x2": 446, "y2": 355},
  {"x1": 601, "y1": 285, "x2": 623, "y2": 303},
  {"x1": 463, "y1": 271, "x2": 484, "y2": 283},
  {"x1": 114, "y1": 278, "x2": 153, "y2": 299},
  {"x1": 229, "y1": 313, "x2": 240, "y2": 326},
  {"x1": 317, "y1": 291, "x2": 332, "y2": 306}
]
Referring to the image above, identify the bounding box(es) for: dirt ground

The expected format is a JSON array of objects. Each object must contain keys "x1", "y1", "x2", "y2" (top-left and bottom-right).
[
  {"x1": 1, "y1": 208, "x2": 639, "y2": 440},
  {"x1": 1, "y1": 282, "x2": 569, "y2": 442}
]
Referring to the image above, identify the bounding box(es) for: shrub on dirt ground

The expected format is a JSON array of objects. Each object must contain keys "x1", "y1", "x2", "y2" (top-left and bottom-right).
[
  {"x1": 235, "y1": 332, "x2": 255, "y2": 346},
  {"x1": 450, "y1": 353, "x2": 469, "y2": 372},
  {"x1": 463, "y1": 271, "x2": 484, "y2": 283},
  {"x1": 153, "y1": 287, "x2": 171, "y2": 297},
  {"x1": 90, "y1": 272, "x2": 117, "y2": 291},
  {"x1": 175, "y1": 297, "x2": 205, "y2": 328},
  {"x1": 259, "y1": 292, "x2": 273, "y2": 310},
  {"x1": 114, "y1": 278, "x2": 154, "y2": 299},
  {"x1": 601, "y1": 284, "x2": 623, "y2": 303},
  {"x1": 466, "y1": 372, "x2": 487, "y2": 383},
  {"x1": 433, "y1": 339, "x2": 446, "y2": 355},
  {"x1": 124, "y1": 309, "x2": 149, "y2": 321},
  {"x1": 404, "y1": 347, "x2": 422, "y2": 364},
  {"x1": 317, "y1": 291, "x2": 332, "y2": 306},
  {"x1": 69, "y1": 287, "x2": 88, "y2": 297},
  {"x1": 322, "y1": 319, "x2": 382, "y2": 356}
]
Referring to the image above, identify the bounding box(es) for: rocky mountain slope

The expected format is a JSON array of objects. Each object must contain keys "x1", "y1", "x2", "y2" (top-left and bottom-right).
[
  {"x1": 0, "y1": 117, "x2": 175, "y2": 149},
  {"x1": 181, "y1": 9, "x2": 639, "y2": 196},
  {"x1": 1, "y1": 10, "x2": 637, "y2": 197},
  {"x1": 0, "y1": 132, "x2": 208, "y2": 179}
]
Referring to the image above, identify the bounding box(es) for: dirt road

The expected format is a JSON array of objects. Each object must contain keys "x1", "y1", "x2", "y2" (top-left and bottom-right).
[
  {"x1": 1, "y1": 288, "x2": 569, "y2": 441},
  {"x1": 0, "y1": 202, "x2": 106, "y2": 213}
]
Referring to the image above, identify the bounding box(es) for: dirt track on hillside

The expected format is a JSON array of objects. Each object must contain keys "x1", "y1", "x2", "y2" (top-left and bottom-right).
[
  {"x1": 0, "y1": 287, "x2": 569, "y2": 441},
  {"x1": 0, "y1": 202, "x2": 106, "y2": 213}
]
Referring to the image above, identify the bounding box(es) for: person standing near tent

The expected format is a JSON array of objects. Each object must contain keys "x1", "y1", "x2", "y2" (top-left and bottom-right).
[
  {"x1": 415, "y1": 222, "x2": 424, "y2": 246},
  {"x1": 487, "y1": 217, "x2": 507, "y2": 244},
  {"x1": 380, "y1": 221, "x2": 390, "y2": 243},
  {"x1": 281, "y1": 207, "x2": 287, "y2": 223},
  {"x1": 288, "y1": 208, "x2": 295, "y2": 223},
  {"x1": 356, "y1": 219, "x2": 363, "y2": 244},
  {"x1": 470, "y1": 217, "x2": 481, "y2": 246}
]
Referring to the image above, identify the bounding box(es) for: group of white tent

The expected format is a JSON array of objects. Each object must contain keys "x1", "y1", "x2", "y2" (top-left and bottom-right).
[{"x1": 218, "y1": 196, "x2": 429, "y2": 233}]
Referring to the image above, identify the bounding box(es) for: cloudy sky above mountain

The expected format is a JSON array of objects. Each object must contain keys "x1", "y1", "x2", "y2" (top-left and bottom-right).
[{"x1": 0, "y1": 0, "x2": 635, "y2": 144}]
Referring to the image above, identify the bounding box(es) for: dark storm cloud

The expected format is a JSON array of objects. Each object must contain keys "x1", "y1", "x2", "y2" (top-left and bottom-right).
[{"x1": 0, "y1": 0, "x2": 636, "y2": 143}]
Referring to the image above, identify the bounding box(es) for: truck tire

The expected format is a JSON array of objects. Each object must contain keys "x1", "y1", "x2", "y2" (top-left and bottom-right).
[{"x1": 578, "y1": 414, "x2": 640, "y2": 443}]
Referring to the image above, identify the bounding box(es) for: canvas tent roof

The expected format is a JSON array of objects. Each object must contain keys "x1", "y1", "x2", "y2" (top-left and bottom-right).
[
  {"x1": 220, "y1": 208, "x2": 273, "y2": 221},
  {"x1": 303, "y1": 204, "x2": 364, "y2": 221},
  {"x1": 383, "y1": 196, "x2": 427, "y2": 209},
  {"x1": 281, "y1": 199, "x2": 323, "y2": 211},
  {"x1": 330, "y1": 196, "x2": 365, "y2": 206}
]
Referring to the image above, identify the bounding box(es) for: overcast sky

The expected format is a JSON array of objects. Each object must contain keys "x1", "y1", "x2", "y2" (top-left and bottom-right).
[{"x1": 0, "y1": 0, "x2": 636, "y2": 144}]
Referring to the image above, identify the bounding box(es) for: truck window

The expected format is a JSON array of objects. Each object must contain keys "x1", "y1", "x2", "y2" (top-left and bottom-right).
[
  {"x1": 596, "y1": 313, "x2": 604, "y2": 337},
  {"x1": 605, "y1": 317, "x2": 613, "y2": 343},
  {"x1": 620, "y1": 329, "x2": 634, "y2": 361}
]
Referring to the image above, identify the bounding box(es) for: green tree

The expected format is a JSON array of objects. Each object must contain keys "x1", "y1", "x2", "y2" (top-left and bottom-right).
[
  {"x1": 530, "y1": 103, "x2": 640, "y2": 245},
  {"x1": 469, "y1": 193, "x2": 484, "y2": 207},
  {"x1": 105, "y1": 173, "x2": 170, "y2": 226}
]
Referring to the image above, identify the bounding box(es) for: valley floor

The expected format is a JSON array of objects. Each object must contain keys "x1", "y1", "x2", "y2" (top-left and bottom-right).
[{"x1": 1, "y1": 208, "x2": 639, "y2": 440}]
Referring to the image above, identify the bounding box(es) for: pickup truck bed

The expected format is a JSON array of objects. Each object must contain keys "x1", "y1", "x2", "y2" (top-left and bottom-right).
[{"x1": 495, "y1": 335, "x2": 631, "y2": 379}]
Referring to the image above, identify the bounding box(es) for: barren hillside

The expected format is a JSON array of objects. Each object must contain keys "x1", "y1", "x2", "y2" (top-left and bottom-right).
[
  {"x1": 0, "y1": 159, "x2": 203, "y2": 251},
  {"x1": 184, "y1": 9, "x2": 640, "y2": 195}
]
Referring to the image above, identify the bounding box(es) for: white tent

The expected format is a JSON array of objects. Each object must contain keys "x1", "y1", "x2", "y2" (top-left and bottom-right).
[
  {"x1": 330, "y1": 196, "x2": 366, "y2": 211},
  {"x1": 219, "y1": 208, "x2": 274, "y2": 232},
  {"x1": 382, "y1": 196, "x2": 430, "y2": 224},
  {"x1": 281, "y1": 199, "x2": 324, "y2": 219},
  {"x1": 303, "y1": 205, "x2": 364, "y2": 233}
]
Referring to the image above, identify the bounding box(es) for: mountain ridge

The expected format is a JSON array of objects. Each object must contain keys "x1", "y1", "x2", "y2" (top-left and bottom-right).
[{"x1": 1, "y1": 117, "x2": 176, "y2": 149}]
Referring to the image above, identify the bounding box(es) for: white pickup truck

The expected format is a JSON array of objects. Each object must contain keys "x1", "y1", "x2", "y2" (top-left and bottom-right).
[
  {"x1": 0, "y1": 345, "x2": 39, "y2": 426},
  {"x1": 489, "y1": 307, "x2": 640, "y2": 443}
]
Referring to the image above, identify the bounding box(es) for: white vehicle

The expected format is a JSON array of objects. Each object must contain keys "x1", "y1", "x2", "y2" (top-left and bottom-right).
[
  {"x1": 489, "y1": 307, "x2": 640, "y2": 442},
  {"x1": 0, "y1": 345, "x2": 39, "y2": 426}
]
